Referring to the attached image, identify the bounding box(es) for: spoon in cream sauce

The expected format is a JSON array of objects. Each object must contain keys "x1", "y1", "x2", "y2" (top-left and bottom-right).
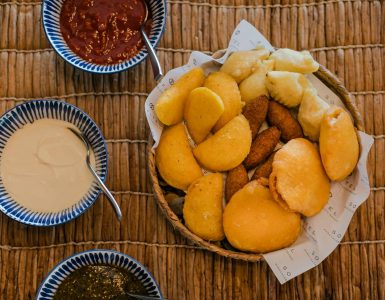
[{"x1": 68, "y1": 128, "x2": 122, "y2": 221}]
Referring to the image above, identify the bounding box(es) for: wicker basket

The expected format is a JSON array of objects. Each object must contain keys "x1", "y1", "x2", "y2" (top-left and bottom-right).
[{"x1": 147, "y1": 50, "x2": 364, "y2": 262}]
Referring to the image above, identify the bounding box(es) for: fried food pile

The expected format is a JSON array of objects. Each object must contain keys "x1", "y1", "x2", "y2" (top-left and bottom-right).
[{"x1": 154, "y1": 48, "x2": 360, "y2": 253}]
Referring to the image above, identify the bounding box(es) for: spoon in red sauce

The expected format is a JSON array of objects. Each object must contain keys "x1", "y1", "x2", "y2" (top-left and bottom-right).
[{"x1": 140, "y1": 1, "x2": 163, "y2": 81}]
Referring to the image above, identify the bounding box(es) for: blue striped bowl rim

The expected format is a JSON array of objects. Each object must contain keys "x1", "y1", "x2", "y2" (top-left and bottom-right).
[
  {"x1": 35, "y1": 249, "x2": 162, "y2": 299},
  {"x1": 41, "y1": 0, "x2": 167, "y2": 74},
  {"x1": 0, "y1": 100, "x2": 108, "y2": 226}
]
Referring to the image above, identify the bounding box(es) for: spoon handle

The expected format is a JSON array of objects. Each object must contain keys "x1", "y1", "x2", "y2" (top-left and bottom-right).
[
  {"x1": 141, "y1": 28, "x2": 163, "y2": 81},
  {"x1": 126, "y1": 293, "x2": 167, "y2": 300},
  {"x1": 88, "y1": 165, "x2": 122, "y2": 221}
]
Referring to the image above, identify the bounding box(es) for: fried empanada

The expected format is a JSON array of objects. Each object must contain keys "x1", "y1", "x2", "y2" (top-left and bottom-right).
[
  {"x1": 223, "y1": 180, "x2": 301, "y2": 253},
  {"x1": 298, "y1": 88, "x2": 330, "y2": 141},
  {"x1": 266, "y1": 71, "x2": 309, "y2": 108},
  {"x1": 204, "y1": 72, "x2": 242, "y2": 132},
  {"x1": 156, "y1": 123, "x2": 203, "y2": 190},
  {"x1": 319, "y1": 106, "x2": 359, "y2": 181},
  {"x1": 269, "y1": 138, "x2": 330, "y2": 217},
  {"x1": 183, "y1": 173, "x2": 225, "y2": 241},
  {"x1": 155, "y1": 68, "x2": 205, "y2": 125},
  {"x1": 239, "y1": 60, "x2": 274, "y2": 102},
  {"x1": 220, "y1": 49, "x2": 270, "y2": 83},
  {"x1": 269, "y1": 48, "x2": 319, "y2": 74},
  {"x1": 184, "y1": 87, "x2": 224, "y2": 143},
  {"x1": 193, "y1": 115, "x2": 252, "y2": 171}
]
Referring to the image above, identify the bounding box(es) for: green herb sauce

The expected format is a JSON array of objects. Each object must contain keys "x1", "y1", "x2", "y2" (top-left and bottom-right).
[{"x1": 53, "y1": 264, "x2": 149, "y2": 299}]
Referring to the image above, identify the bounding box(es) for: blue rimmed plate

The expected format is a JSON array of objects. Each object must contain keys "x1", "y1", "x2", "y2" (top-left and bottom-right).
[
  {"x1": 0, "y1": 100, "x2": 108, "y2": 226},
  {"x1": 35, "y1": 249, "x2": 162, "y2": 299},
  {"x1": 41, "y1": 0, "x2": 167, "y2": 74}
]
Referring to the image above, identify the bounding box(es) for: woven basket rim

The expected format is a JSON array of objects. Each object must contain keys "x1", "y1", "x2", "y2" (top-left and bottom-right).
[{"x1": 147, "y1": 49, "x2": 364, "y2": 262}]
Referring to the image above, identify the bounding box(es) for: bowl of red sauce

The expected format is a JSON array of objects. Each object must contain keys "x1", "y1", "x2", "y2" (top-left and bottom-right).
[{"x1": 42, "y1": 0, "x2": 166, "y2": 73}]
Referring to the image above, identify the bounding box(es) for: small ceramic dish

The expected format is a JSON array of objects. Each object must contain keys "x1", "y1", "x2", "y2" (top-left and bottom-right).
[
  {"x1": 35, "y1": 249, "x2": 162, "y2": 299},
  {"x1": 0, "y1": 100, "x2": 108, "y2": 226},
  {"x1": 41, "y1": 0, "x2": 167, "y2": 74}
]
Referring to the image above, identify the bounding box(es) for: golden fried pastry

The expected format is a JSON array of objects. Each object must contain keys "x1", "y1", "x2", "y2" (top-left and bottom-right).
[
  {"x1": 268, "y1": 48, "x2": 319, "y2": 74},
  {"x1": 267, "y1": 101, "x2": 303, "y2": 142},
  {"x1": 223, "y1": 180, "x2": 301, "y2": 253},
  {"x1": 156, "y1": 123, "x2": 203, "y2": 190},
  {"x1": 204, "y1": 72, "x2": 242, "y2": 132},
  {"x1": 225, "y1": 164, "x2": 249, "y2": 202},
  {"x1": 183, "y1": 173, "x2": 225, "y2": 241},
  {"x1": 243, "y1": 127, "x2": 281, "y2": 170},
  {"x1": 269, "y1": 138, "x2": 330, "y2": 217},
  {"x1": 220, "y1": 49, "x2": 270, "y2": 83},
  {"x1": 319, "y1": 106, "x2": 359, "y2": 181},
  {"x1": 239, "y1": 60, "x2": 274, "y2": 102},
  {"x1": 155, "y1": 68, "x2": 205, "y2": 125},
  {"x1": 298, "y1": 88, "x2": 330, "y2": 141},
  {"x1": 266, "y1": 71, "x2": 309, "y2": 107},
  {"x1": 251, "y1": 152, "x2": 275, "y2": 180},
  {"x1": 193, "y1": 115, "x2": 252, "y2": 171},
  {"x1": 242, "y1": 95, "x2": 269, "y2": 139},
  {"x1": 184, "y1": 87, "x2": 224, "y2": 143}
]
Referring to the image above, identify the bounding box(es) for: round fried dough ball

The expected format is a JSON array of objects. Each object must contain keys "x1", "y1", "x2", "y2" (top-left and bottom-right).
[{"x1": 223, "y1": 181, "x2": 301, "y2": 253}]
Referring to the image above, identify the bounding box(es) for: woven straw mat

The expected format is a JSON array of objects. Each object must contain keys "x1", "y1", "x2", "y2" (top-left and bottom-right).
[{"x1": 0, "y1": 0, "x2": 384, "y2": 299}]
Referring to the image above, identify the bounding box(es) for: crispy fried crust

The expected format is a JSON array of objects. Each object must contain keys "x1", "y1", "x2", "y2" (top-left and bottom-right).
[
  {"x1": 251, "y1": 151, "x2": 276, "y2": 180},
  {"x1": 319, "y1": 106, "x2": 359, "y2": 181},
  {"x1": 183, "y1": 173, "x2": 225, "y2": 241},
  {"x1": 193, "y1": 115, "x2": 252, "y2": 171},
  {"x1": 223, "y1": 180, "x2": 302, "y2": 253},
  {"x1": 268, "y1": 171, "x2": 291, "y2": 212},
  {"x1": 225, "y1": 164, "x2": 249, "y2": 202},
  {"x1": 242, "y1": 95, "x2": 269, "y2": 139},
  {"x1": 267, "y1": 101, "x2": 303, "y2": 142},
  {"x1": 243, "y1": 126, "x2": 281, "y2": 170},
  {"x1": 269, "y1": 138, "x2": 330, "y2": 217}
]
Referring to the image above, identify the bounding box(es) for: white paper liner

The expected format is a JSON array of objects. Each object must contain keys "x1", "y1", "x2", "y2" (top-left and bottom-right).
[{"x1": 144, "y1": 20, "x2": 374, "y2": 284}]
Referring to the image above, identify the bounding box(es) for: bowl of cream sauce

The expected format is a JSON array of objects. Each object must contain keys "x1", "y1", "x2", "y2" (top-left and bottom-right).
[{"x1": 0, "y1": 100, "x2": 108, "y2": 226}]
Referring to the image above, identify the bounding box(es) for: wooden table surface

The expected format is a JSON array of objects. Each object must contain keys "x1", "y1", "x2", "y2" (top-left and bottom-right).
[{"x1": 0, "y1": 0, "x2": 384, "y2": 299}]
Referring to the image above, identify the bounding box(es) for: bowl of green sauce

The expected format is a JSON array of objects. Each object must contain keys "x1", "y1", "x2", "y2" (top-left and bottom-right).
[{"x1": 36, "y1": 249, "x2": 162, "y2": 299}]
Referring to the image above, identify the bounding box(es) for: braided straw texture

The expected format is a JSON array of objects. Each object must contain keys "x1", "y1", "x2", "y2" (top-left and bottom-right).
[{"x1": 0, "y1": 0, "x2": 384, "y2": 299}]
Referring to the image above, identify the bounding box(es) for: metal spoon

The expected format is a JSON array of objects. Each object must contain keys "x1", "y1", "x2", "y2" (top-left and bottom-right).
[
  {"x1": 126, "y1": 291, "x2": 167, "y2": 300},
  {"x1": 140, "y1": 1, "x2": 163, "y2": 81},
  {"x1": 68, "y1": 128, "x2": 122, "y2": 221}
]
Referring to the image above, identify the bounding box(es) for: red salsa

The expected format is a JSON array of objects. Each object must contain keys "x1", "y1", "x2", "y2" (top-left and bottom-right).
[{"x1": 60, "y1": 0, "x2": 150, "y2": 64}]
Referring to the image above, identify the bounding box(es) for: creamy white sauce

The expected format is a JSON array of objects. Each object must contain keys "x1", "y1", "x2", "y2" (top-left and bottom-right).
[{"x1": 0, "y1": 119, "x2": 96, "y2": 212}]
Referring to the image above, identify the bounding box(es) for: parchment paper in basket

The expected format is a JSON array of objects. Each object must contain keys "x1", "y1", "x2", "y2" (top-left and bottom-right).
[{"x1": 144, "y1": 20, "x2": 374, "y2": 284}]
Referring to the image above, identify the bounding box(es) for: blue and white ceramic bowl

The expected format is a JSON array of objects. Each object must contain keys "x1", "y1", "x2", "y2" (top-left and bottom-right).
[
  {"x1": 41, "y1": 0, "x2": 167, "y2": 74},
  {"x1": 0, "y1": 100, "x2": 108, "y2": 226},
  {"x1": 36, "y1": 249, "x2": 162, "y2": 299}
]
